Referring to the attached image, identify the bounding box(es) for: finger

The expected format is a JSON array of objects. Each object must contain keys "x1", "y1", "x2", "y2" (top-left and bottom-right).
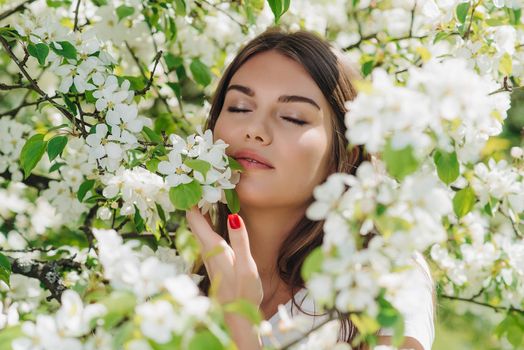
[
  {"x1": 186, "y1": 206, "x2": 224, "y2": 251},
  {"x1": 227, "y1": 214, "x2": 255, "y2": 266}
]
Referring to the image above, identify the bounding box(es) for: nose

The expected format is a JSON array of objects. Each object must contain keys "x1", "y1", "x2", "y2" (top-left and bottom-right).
[{"x1": 244, "y1": 115, "x2": 271, "y2": 145}]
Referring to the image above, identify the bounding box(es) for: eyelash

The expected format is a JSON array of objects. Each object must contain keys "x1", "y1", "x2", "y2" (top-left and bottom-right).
[{"x1": 227, "y1": 107, "x2": 307, "y2": 126}]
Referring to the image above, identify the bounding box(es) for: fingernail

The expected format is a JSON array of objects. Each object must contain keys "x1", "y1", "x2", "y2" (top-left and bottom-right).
[{"x1": 228, "y1": 214, "x2": 241, "y2": 229}]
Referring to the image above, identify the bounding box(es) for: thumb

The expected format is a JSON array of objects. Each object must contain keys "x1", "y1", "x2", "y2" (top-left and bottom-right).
[{"x1": 227, "y1": 214, "x2": 254, "y2": 263}]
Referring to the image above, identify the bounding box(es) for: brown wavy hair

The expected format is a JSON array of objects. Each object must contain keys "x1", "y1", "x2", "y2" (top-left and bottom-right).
[{"x1": 197, "y1": 28, "x2": 371, "y2": 346}]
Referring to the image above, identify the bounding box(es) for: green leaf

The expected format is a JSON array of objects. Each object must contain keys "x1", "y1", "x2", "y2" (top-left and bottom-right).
[
  {"x1": 184, "y1": 159, "x2": 211, "y2": 177},
  {"x1": 27, "y1": 43, "x2": 49, "y2": 66},
  {"x1": 377, "y1": 295, "x2": 404, "y2": 346},
  {"x1": 224, "y1": 299, "x2": 262, "y2": 325},
  {"x1": 267, "y1": 0, "x2": 290, "y2": 23},
  {"x1": 227, "y1": 156, "x2": 243, "y2": 171},
  {"x1": 154, "y1": 113, "x2": 177, "y2": 135},
  {"x1": 134, "y1": 206, "x2": 145, "y2": 232},
  {"x1": 0, "y1": 27, "x2": 20, "y2": 40},
  {"x1": 433, "y1": 31, "x2": 450, "y2": 44},
  {"x1": 142, "y1": 126, "x2": 163, "y2": 144},
  {"x1": 188, "y1": 330, "x2": 222, "y2": 350},
  {"x1": 49, "y1": 162, "x2": 66, "y2": 173},
  {"x1": 92, "y1": 0, "x2": 107, "y2": 5},
  {"x1": 169, "y1": 181, "x2": 202, "y2": 211},
  {"x1": 0, "y1": 325, "x2": 22, "y2": 350},
  {"x1": 164, "y1": 53, "x2": 183, "y2": 72},
  {"x1": 433, "y1": 149, "x2": 459, "y2": 185},
  {"x1": 0, "y1": 252, "x2": 11, "y2": 287},
  {"x1": 383, "y1": 141, "x2": 419, "y2": 181},
  {"x1": 19, "y1": 134, "x2": 47, "y2": 179},
  {"x1": 361, "y1": 59, "x2": 374, "y2": 77},
  {"x1": 174, "y1": 0, "x2": 187, "y2": 16},
  {"x1": 452, "y1": 187, "x2": 476, "y2": 218},
  {"x1": 167, "y1": 82, "x2": 182, "y2": 101},
  {"x1": 456, "y1": 2, "x2": 470, "y2": 24},
  {"x1": 166, "y1": 15, "x2": 177, "y2": 41},
  {"x1": 189, "y1": 58, "x2": 212, "y2": 87},
  {"x1": 50, "y1": 41, "x2": 77, "y2": 60},
  {"x1": 62, "y1": 94, "x2": 77, "y2": 114},
  {"x1": 301, "y1": 247, "x2": 323, "y2": 282},
  {"x1": 509, "y1": 8, "x2": 521, "y2": 25},
  {"x1": 47, "y1": 135, "x2": 68, "y2": 162},
  {"x1": 99, "y1": 292, "x2": 136, "y2": 330},
  {"x1": 224, "y1": 189, "x2": 240, "y2": 214},
  {"x1": 116, "y1": 5, "x2": 135, "y2": 21},
  {"x1": 77, "y1": 179, "x2": 95, "y2": 202}
]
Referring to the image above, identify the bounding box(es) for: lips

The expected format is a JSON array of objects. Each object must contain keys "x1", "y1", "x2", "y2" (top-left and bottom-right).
[{"x1": 232, "y1": 150, "x2": 274, "y2": 169}]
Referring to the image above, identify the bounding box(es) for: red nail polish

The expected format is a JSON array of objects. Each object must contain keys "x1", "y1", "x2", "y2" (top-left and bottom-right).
[{"x1": 228, "y1": 214, "x2": 241, "y2": 229}]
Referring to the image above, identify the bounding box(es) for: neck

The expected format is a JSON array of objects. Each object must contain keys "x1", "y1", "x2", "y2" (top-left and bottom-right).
[{"x1": 239, "y1": 204, "x2": 306, "y2": 291}]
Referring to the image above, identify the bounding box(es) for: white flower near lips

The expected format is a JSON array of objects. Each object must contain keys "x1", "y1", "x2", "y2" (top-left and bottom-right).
[
  {"x1": 136, "y1": 300, "x2": 176, "y2": 344},
  {"x1": 158, "y1": 151, "x2": 192, "y2": 187}
]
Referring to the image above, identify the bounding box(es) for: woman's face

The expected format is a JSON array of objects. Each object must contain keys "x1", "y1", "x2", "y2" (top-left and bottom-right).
[{"x1": 214, "y1": 50, "x2": 333, "y2": 211}]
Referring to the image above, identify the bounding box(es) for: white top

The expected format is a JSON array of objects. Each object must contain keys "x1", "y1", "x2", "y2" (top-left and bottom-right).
[{"x1": 261, "y1": 252, "x2": 435, "y2": 349}]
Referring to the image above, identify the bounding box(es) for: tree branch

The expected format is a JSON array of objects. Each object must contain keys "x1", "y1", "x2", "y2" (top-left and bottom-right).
[
  {"x1": 8, "y1": 255, "x2": 81, "y2": 302},
  {"x1": 136, "y1": 50, "x2": 163, "y2": 96},
  {"x1": 73, "y1": 0, "x2": 82, "y2": 31},
  {"x1": 0, "y1": 36, "x2": 81, "y2": 132},
  {"x1": 0, "y1": 0, "x2": 37, "y2": 21},
  {"x1": 1, "y1": 171, "x2": 53, "y2": 190}
]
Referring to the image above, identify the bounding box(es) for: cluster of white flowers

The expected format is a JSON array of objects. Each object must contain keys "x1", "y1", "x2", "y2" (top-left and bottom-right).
[
  {"x1": 346, "y1": 58, "x2": 511, "y2": 163},
  {"x1": 12, "y1": 290, "x2": 106, "y2": 350},
  {"x1": 159, "y1": 129, "x2": 239, "y2": 212},
  {"x1": 306, "y1": 161, "x2": 452, "y2": 316},
  {"x1": 0, "y1": 118, "x2": 32, "y2": 182},
  {"x1": 93, "y1": 229, "x2": 212, "y2": 345},
  {"x1": 100, "y1": 167, "x2": 172, "y2": 230},
  {"x1": 42, "y1": 138, "x2": 96, "y2": 225},
  {"x1": 471, "y1": 158, "x2": 524, "y2": 215}
]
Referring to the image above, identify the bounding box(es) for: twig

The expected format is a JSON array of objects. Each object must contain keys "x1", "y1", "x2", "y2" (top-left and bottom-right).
[
  {"x1": 136, "y1": 50, "x2": 163, "y2": 95},
  {"x1": 408, "y1": 0, "x2": 417, "y2": 38},
  {"x1": 124, "y1": 41, "x2": 175, "y2": 115},
  {"x1": 1, "y1": 171, "x2": 53, "y2": 190},
  {"x1": 0, "y1": 82, "x2": 32, "y2": 90},
  {"x1": 195, "y1": 0, "x2": 248, "y2": 31},
  {"x1": 441, "y1": 294, "x2": 524, "y2": 314},
  {"x1": 463, "y1": 1, "x2": 479, "y2": 40},
  {"x1": 73, "y1": 0, "x2": 82, "y2": 32},
  {"x1": 0, "y1": 0, "x2": 37, "y2": 21},
  {"x1": 0, "y1": 37, "x2": 78, "y2": 128},
  {"x1": 0, "y1": 247, "x2": 55, "y2": 253},
  {"x1": 81, "y1": 205, "x2": 99, "y2": 251}
]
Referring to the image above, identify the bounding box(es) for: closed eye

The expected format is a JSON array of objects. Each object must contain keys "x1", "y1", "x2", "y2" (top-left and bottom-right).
[
  {"x1": 281, "y1": 116, "x2": 307, "y2": 126},
  {"x1": 228, "y1": 107, "x2": 251, "y2": 113}
]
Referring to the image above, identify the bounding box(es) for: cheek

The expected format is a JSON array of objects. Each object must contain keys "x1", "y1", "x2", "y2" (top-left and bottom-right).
[
  {"x1": 286, "y1": 129, "x2": 331, "y2": 183},
  {"x1": 213, "y1": 115, "x2": 233, "y2": 144}
]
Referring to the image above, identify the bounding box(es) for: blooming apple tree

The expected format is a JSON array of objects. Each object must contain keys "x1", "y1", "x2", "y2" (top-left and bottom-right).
[{"x1": 0, "y1": 0, "x2": 523, "y2": 349}]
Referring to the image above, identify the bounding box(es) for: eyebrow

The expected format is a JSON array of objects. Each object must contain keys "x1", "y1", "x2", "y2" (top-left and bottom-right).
[{"x1": 226, "y1": 84, "x2": 321, "y2": 110}]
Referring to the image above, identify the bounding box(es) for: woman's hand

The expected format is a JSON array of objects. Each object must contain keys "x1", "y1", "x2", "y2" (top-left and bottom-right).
[{"x1": 185, "y1": 207, "x2": 263, "y2": 307}]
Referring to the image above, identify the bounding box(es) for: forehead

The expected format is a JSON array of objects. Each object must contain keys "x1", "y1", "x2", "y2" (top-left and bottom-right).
[{"x1": 228, "y1": 50, "x2": 328, "y2": 107}]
